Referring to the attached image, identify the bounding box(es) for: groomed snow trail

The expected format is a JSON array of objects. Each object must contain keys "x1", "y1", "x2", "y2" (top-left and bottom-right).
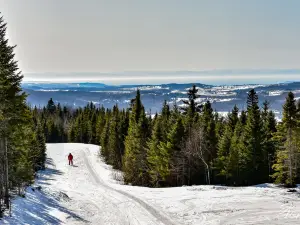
[
  {"x1": 2, "y1": 143, "x2": 176, "y2": 225},
  {"x1": 53, "y1": 143, "x2": 177, "y2": 224},
  {"x1": 81, "y1": 149, "x2": 176, "y2": 225},
  {"x1": 2, "y1": 143, "x2": 300, "y2": 225}
]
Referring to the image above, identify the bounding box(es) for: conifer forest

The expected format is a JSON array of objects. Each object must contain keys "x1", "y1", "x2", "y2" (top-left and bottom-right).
[
  {"x1": 1, "y1": 11, "x2": 300, "y2": 219},
  {"x1": 35, "y1": 86, "x2": 300, "y2": 189}
]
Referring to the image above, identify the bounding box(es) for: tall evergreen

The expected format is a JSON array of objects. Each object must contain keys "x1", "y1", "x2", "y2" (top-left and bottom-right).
[
  {"x1": 201, "y1": 101, "x2": 217, "y2": 162},
  {"x1": 261, "y1": 101, "x2": 277, "y2": 181},
  {"x1": 123, "y1": 90, "x2": 150, "y2": 185},
  {"x1": 147, "y1": 117, "x2": 167, "y2": 186},
  {"x1": 107, "y1": 105, "x2": 123, "y2": 169},
  {"x1": 100, "y1": 112, "x2": 111, "y2": 161},
  {"x1": 272, "y1": 92, "x2": 299, "y2": 186},
  {"x1": 228, "y1": 105, "x2": 239, "y2": 132},
  {"x1": 244, "y1": 89, "x2": 266, "y2": 184},
  {"x1": 159, "y1": 117, "x2": 185, "y2": 186},
  {"x1": 182, "y1": 84, "x2": 202, "y2": 128},
  {"x1": 47, "y1": 98, "x2": 56, "y2": 113},
  {"x1": 0, "y1": 14, "x2": 38, "y2": 212}
]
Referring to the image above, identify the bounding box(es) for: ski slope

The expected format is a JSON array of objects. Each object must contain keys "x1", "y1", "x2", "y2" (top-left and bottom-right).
[{"x1": 2, "y1": 143, "x2": 300, "y2": 224}]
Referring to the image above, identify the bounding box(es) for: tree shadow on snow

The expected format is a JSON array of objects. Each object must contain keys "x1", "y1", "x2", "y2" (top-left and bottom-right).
[
  {"x1": 35, "y1": 158, "x2": 64, "y2": 186},
  {"x1": 1, "y1": 157, "x2": 89, "y2": 224},
  {"x1": 1, "y1": 188, "x2": 89, "y2": 225}
]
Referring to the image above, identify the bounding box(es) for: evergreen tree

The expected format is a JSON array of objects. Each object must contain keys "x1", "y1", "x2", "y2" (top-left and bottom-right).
[
  {"x1": 146, "y1": 117, "x2": 167, "y2": 186},
  {"x1": 272, "y1": 92, "x2": 299, "y2": 187},
  {"x1": 216, "y1": 125, "x2": 232, "y2": 182},
  {"x1": 244, "y1": 89, "x2": 266, "y2": 184},
  {"x1": 182, "y1": 85, "x2": 202, "y2": 128},
  {"x1": 100, "y1": 114, "x2": 111, "y2": 161},
  {"x1": 161, "y1": 100, "x2": 171, "y2": 141},
  {"x1": 34, "y1": 121, "x2": 47, "y2": 171},
  {"x1": 228, "y1": 119, "x2": 248, "y2": 185},
  {"x1": 201, "y1": 101, "x2": 217, "y2": 162},
  {"x1": 107, "y1": 105, "x2": 123, "y2": 169},
  {"x1": 240, "y1": 110, "x2": 247, "y2": 125},
  {"x1": 0, "y1": 14, "x2": 36, "y2": 211},
  {"x1": 261, "y1": 101, "x2": 277, "y2": 181},
  {"x1": 123, "y1": 90, "x2": 150, "y2": 185},
  {"x1": 47, "y1": 98, "x2": 56, "y2": 113},
  {"x1": 228, "y1": 105, "x2": 239, "y2": 132},
  {"x1": 159, "y1": 117, "x2": 185, "y2": 186}
]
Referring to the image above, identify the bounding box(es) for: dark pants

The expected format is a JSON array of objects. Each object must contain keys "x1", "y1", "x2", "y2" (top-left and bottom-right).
[{"x1": 69, "y1": 160, "x2": 73, "y2": 165}]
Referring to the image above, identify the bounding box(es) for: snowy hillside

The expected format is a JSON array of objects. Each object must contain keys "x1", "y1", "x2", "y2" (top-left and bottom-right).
[
  {"x1": 22, "y1": 82, "x2": 300, "y2": 117},
  {"x1": 2, "y1": 143, "x2": 300, "y2": 225}
]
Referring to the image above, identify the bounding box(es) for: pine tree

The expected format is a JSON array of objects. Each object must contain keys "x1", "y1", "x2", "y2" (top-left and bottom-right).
[
  {"x1": 240, "y1": 110, "x2": 247, "y2": 125},
  {"x1": 216, "y1": 125, "x2": 232, "y2": 182},
  {"x1": 272, "y1": 92, "x2": 299, "y2": 187},
  {"x1": 201, "y1": 101, "x2": 217, "y2": 162},
  {"x1": 229, "y1": 119, "x2": 248, "y2": 185},
  {"x1": 96, "y1": 106, "x2": 106, "y2": 145},
  {"x1": 33, "y1": 121, "x2": 47, "y2": 171},
  {"x1": 100, "y1": 114, "x2": 111, "y2": 161},
  {"x1": 161, "y1": 100, "x2": 171, "y2": 141},
  {"x1": 147, "y1": 117, "x2": 167, "y2": 186},
  {"x1": 0, "y1": 14, "x2": 35, "y2": 211},
  {"x1": 228, "y1": 105, "x2": 239, "y2": 132},
  {"x1": 47, "y1": 98, "x2": 56, "y2": 114},
  {"x1": 107, "y1": 105, "x2": 123, "y2": 169},
  {"x1": 261, "y1": 101, "x2": 277, "y2": 181},
  {"x1": 159, "y1": 117, "x2": 185, "y2": 186},
  {"x1": 123, "y1": 90, "x2": 150, "y2": 185},
  {"x1": 182, "y1": 85, "x2": 202, "y2": 128},
  {"x1": 243, "y1": 89, "x2": 266, "y2": 184}
]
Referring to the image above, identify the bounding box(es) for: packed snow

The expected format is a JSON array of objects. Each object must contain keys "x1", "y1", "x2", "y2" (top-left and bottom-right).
[{"x1": 2, "y1": 143, "x2": 300, "y2": 225}]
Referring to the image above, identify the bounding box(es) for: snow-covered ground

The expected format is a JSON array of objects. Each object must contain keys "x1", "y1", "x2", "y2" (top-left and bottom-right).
[{"x1": 2, "y1": 143, "x2": 300, "y2": 224}]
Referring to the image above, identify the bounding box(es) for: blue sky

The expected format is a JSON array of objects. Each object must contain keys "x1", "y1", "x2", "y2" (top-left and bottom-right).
[{"x1": 1, "y1": 0, "x2": 300, "y2": 84}]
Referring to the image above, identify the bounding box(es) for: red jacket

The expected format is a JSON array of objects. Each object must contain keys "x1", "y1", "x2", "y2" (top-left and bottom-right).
[{"x1": 68, "y1": 154, "x2": 73, "y2": 160}]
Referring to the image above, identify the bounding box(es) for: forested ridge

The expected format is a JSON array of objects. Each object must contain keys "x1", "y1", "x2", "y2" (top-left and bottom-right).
[{"x1": 37, "y1": 86, "x2": 300, "y2": 188}]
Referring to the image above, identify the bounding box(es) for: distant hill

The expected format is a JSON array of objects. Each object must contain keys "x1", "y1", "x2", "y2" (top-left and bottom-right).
[{"x1": 22, "y1": 82, "x2": 300, "y2": 118}]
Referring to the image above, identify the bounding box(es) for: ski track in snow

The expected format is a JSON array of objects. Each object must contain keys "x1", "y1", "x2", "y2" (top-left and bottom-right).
[
  {"x1": 2, "y1": 143, "x2": 300, "y2": 225},
  {"x1": 81, "y1": 149, "x2": 176, "y2": 225},
  {"x1": 1, "y1": 144, "x2": 175, "y2": 225}
]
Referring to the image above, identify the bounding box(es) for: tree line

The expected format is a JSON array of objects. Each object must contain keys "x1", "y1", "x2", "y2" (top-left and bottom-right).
[
  {"x1": 37, "y1": 86, "x2": 300, "y2": 188},
  {"x1": 0, "y1": 15, "x2": 46, "y2": 216}
]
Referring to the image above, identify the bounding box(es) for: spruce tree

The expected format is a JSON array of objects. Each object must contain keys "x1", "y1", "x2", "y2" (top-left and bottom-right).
[
  {"x1": 243, "y1": 89, "x2": 266, "y2": 184},
  {"x1": 0, "y1": 14, "x2": 35, "y2": 210},
  {"x1": 123, "y1": 90, "x2": 150, "y2": 185},
  {"x1": 228, "y1": 105, "x2": 239, "y2": 132},
  {"x1": 182, "y1": 85, "x2": 202, "y2": 128},
  {"x1": 147, "y1": 117, "x2": 167, "y2": 186},
  {"x1": 100, "y1": 114, "x2": 111, "y2": 161},
  {"x1": 272, "y1": 92, "x2": 299, "y2": 186},
  {"x1": 261, "y1": 102, "x2": 277, "y2": 181},
  {"x1": 107, "y1": 105, "x2": 123, "y2": 169},
  {"x1": 216, "y1": 125, "x2": 232, "y2": 182},
  {"x1": 159, "y1": 117, "x2": 185, "y2": 186},
  {"x1": 229, "y1": 119, "x2": 248, "y2": 185},
  {"x1": 47, "y1": 98, "x2": 56, "y2": 113},
  {"x1": 201, "y1": 101, "x2": 217, "y2": 162},
  {"x1": 34, "y1": 121, "x2": 47, "y2": 170}
]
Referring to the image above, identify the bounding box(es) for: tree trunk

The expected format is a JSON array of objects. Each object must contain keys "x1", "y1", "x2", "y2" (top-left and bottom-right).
[{"x1": 4, "y1": 138, "x2": 9, "y2": 209}]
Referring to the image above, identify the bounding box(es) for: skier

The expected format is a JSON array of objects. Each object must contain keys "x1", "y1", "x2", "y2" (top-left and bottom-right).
[{"x1": 68, "y1": 153, "x2": 73, "y2": 166}]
